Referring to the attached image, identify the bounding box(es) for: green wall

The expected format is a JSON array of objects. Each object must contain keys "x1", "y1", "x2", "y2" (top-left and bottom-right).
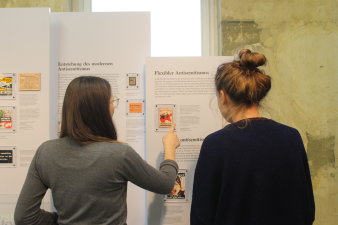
[
  {"x1": 220, "y1": 0, "x2": 338, "y2": 224},
  {"x1": 0, "y1": 0, "x2": 79, "y2": 12}
]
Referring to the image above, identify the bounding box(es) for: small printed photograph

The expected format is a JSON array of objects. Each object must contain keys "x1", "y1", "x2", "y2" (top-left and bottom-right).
[
  {"x1": 155, "y1": 104, "x2": 176, "y2": 131},
  {"x1": 0, "y1": 73, "x2": 15, "y2": 99},
  {"x1": 129, "y1": 77, "x2": 137, "y2": 86},
  {"x1": 18, "y1": 73, "x2": 41, "y2": 91},
  {"x1": 159, "y1": 108, "x2": 173, "y2": 127},
  {"x1": 126, "y1": 99, "x2": 145, "y2": 116},
  {"x1": 0, "y1": 106, "x2": 15, "y2": 132},
  {"x1": 165, "y1": 170, "x2": 187, "y2": 202},
  {"x1": 0, "y1": 147, "x2": 16, "y2": 167},
  {"x1": 126, "y1": 73, "x2": 139, "y2": 89}
]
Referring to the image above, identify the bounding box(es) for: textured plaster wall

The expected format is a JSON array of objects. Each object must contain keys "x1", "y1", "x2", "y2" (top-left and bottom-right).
[
  {"x1": 0, "y1": 0, "x2": 78, "y2": 12},
  {"x1": 220, "y1": 0, "x2": 338, "y2": 224}
]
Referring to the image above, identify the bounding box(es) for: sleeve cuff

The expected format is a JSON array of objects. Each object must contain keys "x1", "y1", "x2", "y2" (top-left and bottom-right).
[{"x1": 160, "y1": 159, "x2": 179, "y2": 174}]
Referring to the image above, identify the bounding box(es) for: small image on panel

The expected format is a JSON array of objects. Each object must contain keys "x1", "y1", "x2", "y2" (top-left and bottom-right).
[
  {"x1": 126, "y1": 73, "x2": 139, "y2": 89},
  {"x1": 0, "y1": 147, "x2": 16, "y2": 167},
  {"x1": 129, "y1": 77, "x2": 136, "y2": 86},
  {"x1": 0, "y1": 73, "x2": 16, "y2": 99},
  {"x1": 164, "y1": 169, "x2": 188, "y2": 202},
  {"x1": 0, "y1": 106, "x2": 16, "y2": 133},
  {"x1": 126, "y1": 99, "x2": 145, "y2": 116},
  {"x1": 18, "y1": 73, "x2": 41, "y2": 91},
  {"x1": 155, "y1": 104, "x2": 176, "y2": 132}
]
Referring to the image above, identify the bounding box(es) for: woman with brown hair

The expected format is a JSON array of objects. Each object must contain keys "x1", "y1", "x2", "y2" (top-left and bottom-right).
[
  {"x1": 190, "y1": 49, "x2": 315, "y2": 225},
  {"x1": 14, "y1": 76, "x2": 180, "y2": 225}
]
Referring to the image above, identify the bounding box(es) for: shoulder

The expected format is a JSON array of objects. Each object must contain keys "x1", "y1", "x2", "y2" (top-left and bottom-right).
[
  {"x1": 253, "y1": 119, "x2": 304, "y2": 147},
  {"x1": 37, "y1": 138, "x2": 64, "y2": 153},
  {"x1": 202, "y1": 119, "x2": 302, "y2": 147},
  {"x1": 267, "y1": 120, "x2": 301, "y2": 138},
  {"x1": 203, "y1": 125, "x2": 235, "y2": 143},
  {"x1": 200, "y1": 128, "x2": 231, "y2": 151},
  {"x1": 37, "y1": 138, "x2": 135, "y2": 156},
  {"x1": 39, "y1": 138, "x2": 62, "y2": 148}
]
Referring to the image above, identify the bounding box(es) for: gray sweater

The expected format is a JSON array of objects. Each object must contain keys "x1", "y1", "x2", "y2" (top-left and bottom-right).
[{"x1": 14, "y1": 137, "x2": 178, "y2": 225}]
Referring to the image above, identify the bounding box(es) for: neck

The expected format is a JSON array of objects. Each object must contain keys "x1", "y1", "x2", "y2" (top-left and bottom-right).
[{"x1": 232, "y1": 104, "x2": 260, "y2": 123}]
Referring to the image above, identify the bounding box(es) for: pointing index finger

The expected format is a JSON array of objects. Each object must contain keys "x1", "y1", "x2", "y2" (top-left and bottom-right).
[{"x1": 169, "y1": 123, "x2": 176, "y2": 133}]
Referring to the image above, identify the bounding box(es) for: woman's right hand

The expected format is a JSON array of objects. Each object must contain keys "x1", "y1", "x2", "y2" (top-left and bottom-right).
[{"x1": 162, "y1": 123, "x2": 180, "y2": 160}]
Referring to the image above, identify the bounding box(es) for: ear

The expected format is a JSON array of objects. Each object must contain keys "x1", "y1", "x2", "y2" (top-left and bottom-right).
[{"x1": 218, "y1": 90, "x2": 228, "y2": 105}]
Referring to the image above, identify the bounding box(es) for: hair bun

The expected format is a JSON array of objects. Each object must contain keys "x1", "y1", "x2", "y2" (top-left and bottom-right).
[{"x1": 238, "y1": 49, "x2": 266, "y2": 69}]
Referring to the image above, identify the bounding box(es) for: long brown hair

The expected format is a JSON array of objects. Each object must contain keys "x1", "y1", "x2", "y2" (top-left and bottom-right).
[{"x1": 60, "y1": 76, "x2": 118, "y2": 144}]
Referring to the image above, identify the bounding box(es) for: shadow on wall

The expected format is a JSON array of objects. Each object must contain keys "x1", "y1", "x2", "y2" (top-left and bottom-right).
[{"x1": 306, "y1": 133, "x2": 335, "y2": 183}]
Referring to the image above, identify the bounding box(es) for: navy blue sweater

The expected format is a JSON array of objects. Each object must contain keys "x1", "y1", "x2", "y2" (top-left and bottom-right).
[{"x1": 191, "y1": 118, "x2": 315, "y2": 225}]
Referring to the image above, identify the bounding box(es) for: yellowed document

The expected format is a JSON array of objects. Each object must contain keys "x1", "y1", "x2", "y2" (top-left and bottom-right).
[{"x1": 18, "y1": 73, "x2": 41, "y2": 91}]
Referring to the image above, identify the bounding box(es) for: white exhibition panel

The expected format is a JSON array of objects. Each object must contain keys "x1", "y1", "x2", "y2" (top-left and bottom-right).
[
  {"x1": 0, "y1": 8, "x2": 52, "y2": 224},
  {"x1": 0, "y1": 9, "x2": 234, "y2": 225},
  {"x1": 51, "y1": 12, "x2": 150, "y2": 225},
  {"x1": 146, "y1": 56, "x2": 233, "y2": 225}
]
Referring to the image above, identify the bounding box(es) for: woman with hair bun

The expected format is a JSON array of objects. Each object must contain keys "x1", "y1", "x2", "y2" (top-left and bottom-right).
[{"x1": 190, "y1": 49, "x2": 315, "y2": 225}]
